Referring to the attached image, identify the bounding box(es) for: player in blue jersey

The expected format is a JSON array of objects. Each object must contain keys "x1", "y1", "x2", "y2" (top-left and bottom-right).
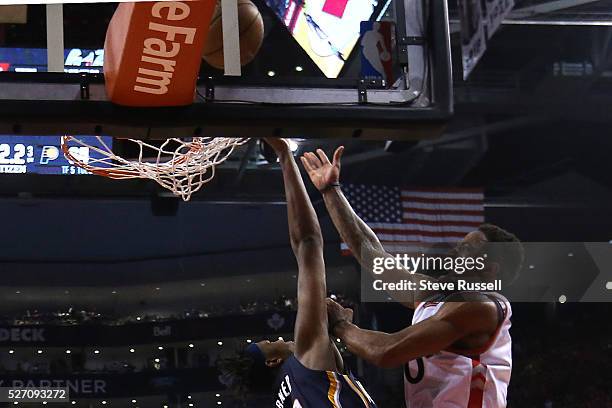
[{"x1": 218, "y1": 138, "x2": 376, "y2": 407}]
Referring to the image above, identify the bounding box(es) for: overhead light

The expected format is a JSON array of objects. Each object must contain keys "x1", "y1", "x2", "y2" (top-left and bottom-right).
[
  {"x1": 189, "y1": 404, "x2": 194, "y2": 407},
  {"x1": 136, "y1": 317, "x2": 141, "y2": 321},
  {"x1": 278, "y1": 337, "x2": 284, "y2": 341},
  {"x1": 288, "y1": 139, "x2": 299, "y2": 152},
  {"x1": 154, "y1": 358, "x2": 160, "y2": 363},
  {"x1": 188, "y1": 343, "x2": 194, "y2": 348},
  {"x1": 155, "y1": 287, "x2": 160, "y2": 291},
  {"x1": 132, "y1": 400, "x2": 137, "y2": 404},
  {"x1": 129, "y1": 348, "x2": 135, "y2": 353},
  {"x1": 37, "y1": 350, "x2": 43, "y2": 354},
  {"x1": 102, "y1": 401, "x2": 107, "y2": 405},
  {"x1": 267, "y1": 70, "x2": 276, "y2": 77},
  {"x1": 215, "y1": 394, "x2": 220, "y2": 398},
  {"x1": 217, "y1": 402, "x2": 222, "y2": 405},
  {"x1": 200, "y1": 282, "x2": 206, "y2": 287},
  {"x1": 336, "y1": 338, "x2": 341, "y2": 343},
  {"x1": 66, "y1": 350, "x2": 71, "y2": 354},
  {"x1": 9, "y1": 350, "x2": 14, "y2": 354},
  {"x1": 111, "y1": 290, "x2": 117, "y2": 294},
  {"x1": 42, "y1": 402, "x2": 47, "y2": 405},
  {"x1": 71, "y1": 402, "x2": 76, "y2": 405},
  {"x1": 187, "y1": 395, "x2": 192, "y2": 399},
  {"x1": 246, "y1": 339, "x2": 252, "y2": 344},
  {"x1": 217, "y1": 341, "x2": 223, "y2": 346},
  {"x1": 295, "y1": 66, "x2": 303, "y2": 72},
  {"x1": 158, "y1": 346, "x2": 164, "y2": 350},
  {"x1": 94, "y1": 350, "x2": 100, "y2": 354},
  {"x1": 15, "y1": 291, "x2": 20, "y2": 294}
]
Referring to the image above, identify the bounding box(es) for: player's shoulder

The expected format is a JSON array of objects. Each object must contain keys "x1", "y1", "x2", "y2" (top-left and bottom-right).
[
  {"x1": 443, "y1": 291, "x2": 491, "y2": 302},
  {"x1": 285, "y1": 354, "x2": 328, "y2": 377},
  {"x1": 437, "y1": 292, "x2": 500, "y2": 330}
]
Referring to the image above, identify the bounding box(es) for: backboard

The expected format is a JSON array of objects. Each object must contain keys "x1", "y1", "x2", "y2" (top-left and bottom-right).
[{"x1": 0, "y1": 0, "x2": 452, "y2": 140}]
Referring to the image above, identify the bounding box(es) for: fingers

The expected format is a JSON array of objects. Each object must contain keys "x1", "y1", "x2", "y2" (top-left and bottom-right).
[
  {"x1": 302, "y1": 152, "x2": 322, "y2": 170},
  {"x1": 300, "y1": 156, "x2": 313, "y2": 172},
  {"x1": 302, "y1": 147, "x2": 343, "y2": 168},
  {"x1": 306, "y1": 152, "x2": 321, "y2": 166},
  {"x1": 316, "y1": 149, "x2": 331, "y2": 165},
  {"x1": 332, "y1": 146, "x2": 344, "y2": 166}
]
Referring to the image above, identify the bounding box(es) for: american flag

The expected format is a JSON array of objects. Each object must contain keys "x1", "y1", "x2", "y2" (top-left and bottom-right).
[{"x1": 340, "y1": 184, "x2": 485, "y2": 255}]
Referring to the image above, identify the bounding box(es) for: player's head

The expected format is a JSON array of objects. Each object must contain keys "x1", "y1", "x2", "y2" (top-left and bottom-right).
[
  {"x1": 217, "y1": 339, "x2": 294, "y2": 396},
  {"x1": 253, "y1": 338, "x2": 295, "y2": 367},
  {"x1": 452, "y1": 224, "x2": 524, "y2": 283}
]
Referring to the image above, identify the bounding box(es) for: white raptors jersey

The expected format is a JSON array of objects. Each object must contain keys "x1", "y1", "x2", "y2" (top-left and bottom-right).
[{"x1": 404, "y1": 293, "x2": 512, "y2": 408}]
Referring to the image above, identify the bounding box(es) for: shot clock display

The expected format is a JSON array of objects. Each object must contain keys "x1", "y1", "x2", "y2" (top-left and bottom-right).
[{"x1": 0, "y1": 136, "x2": 112, "y2": 175}]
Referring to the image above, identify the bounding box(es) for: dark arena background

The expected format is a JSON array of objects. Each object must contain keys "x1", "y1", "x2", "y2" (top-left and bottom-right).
[{"x1": 0, "y1": 0, "x2": 612, "y2": 407}]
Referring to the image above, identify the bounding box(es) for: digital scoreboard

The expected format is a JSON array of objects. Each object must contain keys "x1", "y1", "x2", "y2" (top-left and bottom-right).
[
  {"x1": 0, "y1": 48, "x2": 103, "y2": 73},
  {"x1": 0, "y1": 136, "x2": 113, "y2": 175}
]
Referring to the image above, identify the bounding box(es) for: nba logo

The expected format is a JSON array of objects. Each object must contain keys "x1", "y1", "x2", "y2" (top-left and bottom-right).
[{"x1": 360, "y1": 21, "x2": 395, "y2": 85}]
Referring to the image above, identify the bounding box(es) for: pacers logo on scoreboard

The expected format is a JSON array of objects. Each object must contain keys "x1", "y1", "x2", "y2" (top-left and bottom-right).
[
  {"x1": 40, "y1": 146, "x2": 60, "y2": 164},
  {"x1": 0, "y1": 136, "x2": 112, "y2": 175}
]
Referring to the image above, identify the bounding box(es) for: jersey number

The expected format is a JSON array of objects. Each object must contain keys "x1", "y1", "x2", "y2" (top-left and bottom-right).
[{"x1": 404, "y1": 357, "x2": 425, "y2": 384}]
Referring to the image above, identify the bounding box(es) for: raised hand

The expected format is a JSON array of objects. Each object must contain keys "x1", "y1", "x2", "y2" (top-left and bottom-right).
[
  {"x1": 263, "y1": 137, "x2": 290, "y2": 156},
  {"x1": 300, "y1": 147, "x2": 344, "y2": 192}
]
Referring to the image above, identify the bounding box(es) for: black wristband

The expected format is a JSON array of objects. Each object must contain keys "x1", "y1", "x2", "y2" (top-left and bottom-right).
[{"x1": 321, "y1": 182, "x2": 341, "y2": 193}]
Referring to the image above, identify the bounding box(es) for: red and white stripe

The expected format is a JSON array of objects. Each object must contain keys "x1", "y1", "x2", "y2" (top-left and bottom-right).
[{"x1": 341, "y1": 188, "x2": 484, "y2": 255}]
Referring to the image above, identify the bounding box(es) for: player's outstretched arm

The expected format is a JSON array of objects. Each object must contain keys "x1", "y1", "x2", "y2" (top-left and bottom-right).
[
  {"x1": 265, "y1": 138, "x2": 337, "y2": 371},
  {"x1": 301, "y1": 148, "x2": 437, "y2": 308},
  {"x1": 327, "y1": 297, "x2": 499, "y2": 368}
]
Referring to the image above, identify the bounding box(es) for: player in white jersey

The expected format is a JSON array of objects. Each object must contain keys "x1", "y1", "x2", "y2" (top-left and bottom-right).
[
  {"x1": 402, "y1": 291, "x2": 512, "y2": 407},
  {"x1": 300, "y1": 147, "x2": 524, "y2": 407}
]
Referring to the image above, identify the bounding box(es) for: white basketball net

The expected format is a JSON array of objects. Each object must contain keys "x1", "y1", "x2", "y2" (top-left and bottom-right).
[{"x1": 61, "y1": 136, "x2": 249, "y2": 201}]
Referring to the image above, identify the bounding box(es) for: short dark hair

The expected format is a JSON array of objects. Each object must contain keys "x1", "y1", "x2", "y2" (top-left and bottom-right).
[
  {"x1": 478, "y1": 223, "x2": 524, "y2": 283},
  {"x1": 217, "y1": 352, "x2": 279, "y2": 399}
]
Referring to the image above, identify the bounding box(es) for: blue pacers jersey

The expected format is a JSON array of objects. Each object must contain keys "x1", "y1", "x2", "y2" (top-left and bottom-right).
[{"x1": 274, "y1": 356, "x2": 377, "y2": 408}]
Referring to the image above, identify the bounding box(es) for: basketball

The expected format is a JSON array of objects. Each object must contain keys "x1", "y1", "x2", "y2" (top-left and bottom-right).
[{"x1": 202, "y1": 0, "x2": 264, "y2": 70}]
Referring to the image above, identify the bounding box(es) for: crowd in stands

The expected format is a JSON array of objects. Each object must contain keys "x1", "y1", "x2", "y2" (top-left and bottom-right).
[
  {"x1": 0, "y1": 296, "x2": 301, "y2": 327},
  {"x1": 506, "y1": 304, "x2": 612, "y2": 408},
  {"x1": 0, "y1": 292, "x2": 358, "y2": 327},
  {"x1": 2, "y1": 308, "x2": 107, "y2": 326},
  {"x1": 3, "y1": 301, "x2": 607, "y2": 407}
]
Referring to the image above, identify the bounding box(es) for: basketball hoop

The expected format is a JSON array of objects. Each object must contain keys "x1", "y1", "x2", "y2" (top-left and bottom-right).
[{"x1": 61, "y1": 136, "x2": 249, "y2": 201}]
